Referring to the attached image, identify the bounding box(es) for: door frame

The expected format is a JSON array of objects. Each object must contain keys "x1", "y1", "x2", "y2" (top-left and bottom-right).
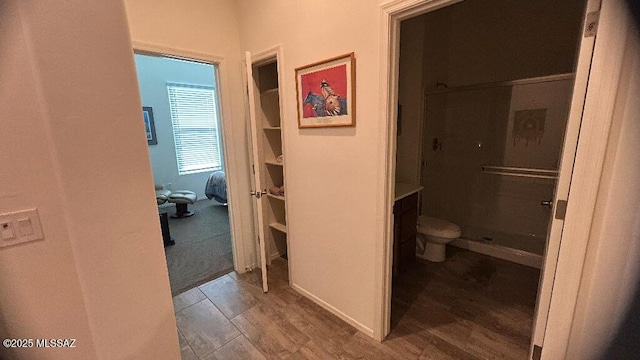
[
  {"x1": 376, "y1": 2, "x2": 622, "y2": 359},
  {"x1": 538, "y1": 0, "x2": 630, "y2": 356},
  {"x1": 132, "y1": 41, "x2": 250, "y2": 274}
]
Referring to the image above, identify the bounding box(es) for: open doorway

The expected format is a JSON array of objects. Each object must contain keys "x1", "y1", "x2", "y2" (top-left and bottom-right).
[
  {"x1": 386, "y1": 0, "x2": 591, "y2": 357},
  {"x1": 134, "y1": 53, "x2": 234, "y2": 295}
]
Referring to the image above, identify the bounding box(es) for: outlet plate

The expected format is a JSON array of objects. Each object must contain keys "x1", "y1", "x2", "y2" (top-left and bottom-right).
[{"x1": 0, "y1": 209, "x2": 44, "y2": 248}]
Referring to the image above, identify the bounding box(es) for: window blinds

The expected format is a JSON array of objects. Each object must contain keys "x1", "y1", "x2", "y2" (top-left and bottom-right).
[{"x1": 167, "y1": 83, "x2": 222, "y2": 175}]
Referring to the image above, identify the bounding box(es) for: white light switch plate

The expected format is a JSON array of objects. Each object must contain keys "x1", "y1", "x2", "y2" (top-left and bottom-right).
[{"x1": 0, "y1": 209, "x2": 44, "y2": 248}]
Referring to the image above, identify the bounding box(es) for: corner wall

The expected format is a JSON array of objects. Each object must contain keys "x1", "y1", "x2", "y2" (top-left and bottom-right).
[
  {"x1": 0, "y1": 1, "x2": 179, "y2": 359},
  {"x1": 0, "y1": 2, "x2": 96, "y2": 358}
]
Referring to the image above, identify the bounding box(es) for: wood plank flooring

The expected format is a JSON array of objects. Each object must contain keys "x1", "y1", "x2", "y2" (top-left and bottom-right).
[{"x1": 173, "y1": 248, "x2": 539, "y2": 359}]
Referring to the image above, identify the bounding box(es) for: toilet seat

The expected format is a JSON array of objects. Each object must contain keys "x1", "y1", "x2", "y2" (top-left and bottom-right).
[{"x1": 417, "y1": 216, "x2": 462, "y2": 238}]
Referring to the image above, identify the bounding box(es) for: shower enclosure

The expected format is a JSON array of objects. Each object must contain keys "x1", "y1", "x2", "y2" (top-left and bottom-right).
[{"x1": 420, "y1": 74, "x2": 574, "y2": 267}]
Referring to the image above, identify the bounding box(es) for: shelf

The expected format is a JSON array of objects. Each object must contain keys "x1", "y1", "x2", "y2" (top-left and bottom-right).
[
  {"x1": 267, "y1": 193, "x2": 285, "y2": 201},
  {"x1": 261, "y1": 88, "x2": 279, "y2": 96},
  {"x1": 265, "y1": 160, "x2": 284, "y2": 166},
  {"x1": 269, "y1": 222, "x2": 287, "y2": 234}
]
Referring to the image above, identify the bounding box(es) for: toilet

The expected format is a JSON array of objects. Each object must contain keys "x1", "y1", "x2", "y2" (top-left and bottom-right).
[{"x1": 416, "y1": 216, "x2": 462, "y2": 262}]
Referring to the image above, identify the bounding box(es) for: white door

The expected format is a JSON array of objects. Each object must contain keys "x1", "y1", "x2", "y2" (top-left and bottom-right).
[
  {"x1": 530, "y1": 0, "x2": 601, "y2": 356},
  {"x1": 245, "y1": 51, "x2": 269, "y2": 293}
]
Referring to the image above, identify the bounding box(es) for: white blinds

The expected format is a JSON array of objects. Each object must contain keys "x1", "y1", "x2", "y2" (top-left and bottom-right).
[{"x1": 167, "y1": 83, "x2": 222, "y2": 175}]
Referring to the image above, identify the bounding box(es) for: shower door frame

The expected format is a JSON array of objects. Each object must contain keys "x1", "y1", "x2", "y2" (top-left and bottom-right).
[{"x1": 377, "y1": 0, "x2": 624, "y2": 358}]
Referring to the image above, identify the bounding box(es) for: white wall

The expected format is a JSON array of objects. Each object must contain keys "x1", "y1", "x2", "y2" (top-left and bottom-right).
[
  {"x1": 423, "y1": 0, "x2": 585, "y2": 88},
  {"x1": 237, "y1": 0, "x2": 382, "y2": 333},
  {"x1": 124, "y1": 0, "x2": 257, "y2": 269},
  {"x1": 0, "y1": 1, "x2": 179, "y2": 359},
  {"x1": 566, "y1": 23, "x2": 640, "y2": 359},
  {"x1": 134, "y1": 54, "x2": 217, "y2": 199},
  {"x1": 0, "y1": 2, "x2": 96, "y2": 359}
]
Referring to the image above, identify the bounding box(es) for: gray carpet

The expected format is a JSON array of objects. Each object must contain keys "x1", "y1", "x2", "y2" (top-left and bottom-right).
[{"x1": 163, "y1": 199, "x2": 233, "y2": 295}]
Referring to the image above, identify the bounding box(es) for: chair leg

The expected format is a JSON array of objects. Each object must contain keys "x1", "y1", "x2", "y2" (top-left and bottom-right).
[
  {"x1": 159, "y1": 213, "x2": 175, "y2": 246},
  {"x1": 172, "y1": 203, "x2": 194, "y2": 218}
]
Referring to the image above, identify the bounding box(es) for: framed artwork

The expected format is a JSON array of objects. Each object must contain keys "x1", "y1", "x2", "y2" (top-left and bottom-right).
[
  {"x1": 142, "y1": 106, "x2": 157, "y2": 145},
  {"x1": 295, "y1": 53, "x2": 355, "y2": 128}
]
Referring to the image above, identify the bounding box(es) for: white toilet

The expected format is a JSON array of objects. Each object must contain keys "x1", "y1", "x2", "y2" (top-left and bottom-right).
[{"x1": 416, "y1": 216, "x2": 462, "y2": 262}]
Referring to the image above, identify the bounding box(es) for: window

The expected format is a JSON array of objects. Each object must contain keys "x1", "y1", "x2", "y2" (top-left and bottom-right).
[{"x1": 167, "y1": 83, "x2": 223, "y2": 175}]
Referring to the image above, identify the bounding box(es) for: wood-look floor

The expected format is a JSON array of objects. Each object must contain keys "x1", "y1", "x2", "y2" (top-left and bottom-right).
[{"x1": 173, "y1": 248, "x2": 540, "y2": 359}]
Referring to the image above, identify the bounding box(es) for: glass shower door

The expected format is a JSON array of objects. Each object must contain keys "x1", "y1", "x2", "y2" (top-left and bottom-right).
[{"x1": 420, "y1": 75, "x2": 575, "y2": 260}]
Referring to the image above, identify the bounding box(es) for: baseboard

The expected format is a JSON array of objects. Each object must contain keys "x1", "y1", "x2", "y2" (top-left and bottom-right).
[
  {"x1": 291, "y1": 283, "x2": 374, "y2": 338},
  {"x1": 449, "y1": 239, "x2": 542, "y2": 269},
  {"x1": 270, "y1": 251, "x2": 285, "y2": 261}
]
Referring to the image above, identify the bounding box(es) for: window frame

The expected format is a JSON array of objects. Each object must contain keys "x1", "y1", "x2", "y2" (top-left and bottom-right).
[{"x1": 167, "y1": 82, "x2": 224, "y2": 176}]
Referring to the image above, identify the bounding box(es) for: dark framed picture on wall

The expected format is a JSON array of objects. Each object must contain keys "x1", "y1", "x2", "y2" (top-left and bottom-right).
[
  {"x1": 295, "y1": 52, "x2": 355, "y2": 128},
  {"x1": 142, "y1": 106, "x2": 157, "y2": 145}
]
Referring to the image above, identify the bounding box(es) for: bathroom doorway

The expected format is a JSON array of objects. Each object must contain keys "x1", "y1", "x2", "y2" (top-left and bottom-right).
[{"x1": 385, "y1": 0, "x2": 597, "y2": 356}]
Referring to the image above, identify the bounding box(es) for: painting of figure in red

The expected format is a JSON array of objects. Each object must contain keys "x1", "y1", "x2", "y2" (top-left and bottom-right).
[
  {"x1": 300, "y1": 64, "x2": 348, "y2": 118},
  {"x1": 295, "y1": 53, "x2": 355, "y2": 128}
]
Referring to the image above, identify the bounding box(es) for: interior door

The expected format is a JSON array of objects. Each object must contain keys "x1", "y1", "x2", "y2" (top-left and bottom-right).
[
  {"x1": 530, "y1": 0, "x2": 601, "y2": 355},
  {"x1": 245, "y1": 51, "x2": 269, "y2": 293}
]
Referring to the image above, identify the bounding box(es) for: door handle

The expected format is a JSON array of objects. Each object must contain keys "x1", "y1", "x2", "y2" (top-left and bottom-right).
[
  {"x1": 250, "y1": 189, "x2": 267, "y2": 198},
  {"x1": 541, "y1": 200, "x2": 553, "y2": 208}
]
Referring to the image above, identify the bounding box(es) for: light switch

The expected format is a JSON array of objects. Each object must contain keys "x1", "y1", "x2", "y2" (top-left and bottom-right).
[
  {"x1": 0, "y1": 209, "x2": 43, "y2": 248},
  {"x1": 18, "y1": 218, "x2": 34, "y2": 236},
  {"x1": 1, "y1": 223, "x2": 15, "y2": 240}
]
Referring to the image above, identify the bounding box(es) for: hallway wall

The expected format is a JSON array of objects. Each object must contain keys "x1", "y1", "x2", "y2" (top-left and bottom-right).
[{"x1": 0, "y1": 1, "x2": 180, "y2": 358}]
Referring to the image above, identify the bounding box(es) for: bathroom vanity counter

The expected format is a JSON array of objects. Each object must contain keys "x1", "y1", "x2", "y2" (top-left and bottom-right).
[
  {"x1": 395, "y1": 183, "x2": 423, "y2": 201},
  {"x1": 393, "y1": 183, "x2": 423, "y2": 278}
]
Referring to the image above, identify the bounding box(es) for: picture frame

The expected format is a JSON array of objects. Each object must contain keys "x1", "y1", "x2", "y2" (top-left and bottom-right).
[
  {"x1": 142, "y1": 106, "x2": 157, "y2": 145},
  {"x1": 295, "y1": 53, "x2": 355, "y2": 128}
]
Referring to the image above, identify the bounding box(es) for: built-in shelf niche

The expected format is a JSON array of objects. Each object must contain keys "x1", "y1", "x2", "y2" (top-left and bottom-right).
[
  {"x1": 260, "y1": 90, "x2": 280, "y2": 128},
  {"x1": 257, "y1": 62, "x2": 278, "y2": 92},
  {"x1": 263, "y1": 130, "x2": 282, "y2": 163},
  {"x1": 267, "y1": 196, "x2": 286, "y2": 225},
  {"x1": 269, "y1": 229, "x2": 288, "y2": 259},
  {"x1": 266, "y1": 165, "x2": 283, "y2": 189},
  {"x1": 252, "y1": 58, "x2": 288, "y2": 264}
]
